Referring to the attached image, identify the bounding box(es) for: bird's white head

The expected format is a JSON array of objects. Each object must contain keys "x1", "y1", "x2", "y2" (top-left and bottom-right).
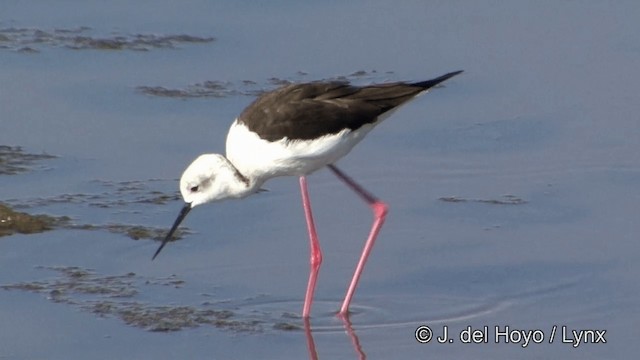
[
  {"x1": 179, "y1": 153, "x2": 250, "y2": 207},
  {"x1": 153, "y1": 153, "x2": 252, "y2": 260}
]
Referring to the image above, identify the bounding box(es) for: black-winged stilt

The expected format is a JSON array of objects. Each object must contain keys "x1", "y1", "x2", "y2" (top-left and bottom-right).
[{"x1": 153, "y1": 70, "x2": 463, "y2": 318}]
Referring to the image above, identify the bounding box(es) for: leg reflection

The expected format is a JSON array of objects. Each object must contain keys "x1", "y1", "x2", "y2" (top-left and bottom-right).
[
  {"x1": 303, "y1": 314, "x2": 367, "y2": 360},
  {"x1": 303, "y1": 317, "x2": 319, "y2": 360},
  {"x1": 339, "y1": 314, "x2": 366, "y2": 360}
]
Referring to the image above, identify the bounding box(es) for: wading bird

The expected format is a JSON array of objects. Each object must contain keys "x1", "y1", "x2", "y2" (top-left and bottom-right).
[{"x1": 153, "y1": 70, "x2": 463, "y2": 318}]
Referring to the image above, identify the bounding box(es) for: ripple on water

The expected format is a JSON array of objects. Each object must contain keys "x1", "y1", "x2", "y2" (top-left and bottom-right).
[
  {"x1": 231, "y1": 294, "x2": 511, "y2": 333},
  {"x1": 232, "y1": 267, "x2": 587, "y2": 333}
]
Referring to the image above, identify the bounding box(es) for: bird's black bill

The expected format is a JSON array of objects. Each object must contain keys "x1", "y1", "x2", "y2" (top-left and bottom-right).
[{"x1": 152, "y1": 202, "x2": 192, "y2": 260}]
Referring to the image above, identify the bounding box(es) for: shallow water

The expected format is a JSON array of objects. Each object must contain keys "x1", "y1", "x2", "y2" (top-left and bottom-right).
[{"x1": 1, "y1": 1, "x2": 639, "y2": 359}]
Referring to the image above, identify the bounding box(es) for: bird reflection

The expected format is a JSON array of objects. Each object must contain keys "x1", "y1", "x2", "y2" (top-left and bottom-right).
[{"x1": 304, "y1": 314, "x2": 366, "y2": 359}]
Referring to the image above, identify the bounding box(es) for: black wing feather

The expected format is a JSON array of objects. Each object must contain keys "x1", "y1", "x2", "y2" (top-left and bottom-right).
[{"x1": 238, "y1": 71, "x2": 462, "y2": 142}]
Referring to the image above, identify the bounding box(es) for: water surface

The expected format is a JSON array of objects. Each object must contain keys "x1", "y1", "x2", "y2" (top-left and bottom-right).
[{"x1": 1, "y1": 1, "x2": 638, "y2": 359}]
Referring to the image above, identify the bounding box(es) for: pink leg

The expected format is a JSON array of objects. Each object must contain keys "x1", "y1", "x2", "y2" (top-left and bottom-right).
[
  {"x1": 328, "y1": 165, "x2": 388, "y2": 317},
  {"x1": 300, "y1": 176, "x2": 323, "y2": 318}
]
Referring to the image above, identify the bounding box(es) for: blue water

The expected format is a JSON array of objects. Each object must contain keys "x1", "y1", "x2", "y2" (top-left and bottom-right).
[{"x1": 1, "y1": 1, "x2": 638, "y2": 358}]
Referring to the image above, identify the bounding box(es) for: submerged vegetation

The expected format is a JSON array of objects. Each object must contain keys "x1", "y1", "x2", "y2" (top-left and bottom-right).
[
  {"x1": 136, "y1": 69, "x2": 396, "y2": 98},
  {"x1": 0, "y1": 26, "x2": 214, "y2": 53},
  {"x1": 0, "y1": 145, "x2": 56, "y2": 175},
  {"x1": 1, "y1": 266, "x2": 287, "y2": 332},
  {"x1": 0, "y1": 202, "x2": 68, "y2": 237}
]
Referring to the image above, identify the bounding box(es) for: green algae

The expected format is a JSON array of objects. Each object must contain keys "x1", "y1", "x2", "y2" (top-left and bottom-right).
[
  {"x1": 0, "y1": 145, "x2": 56, "y2": 175},
  {"x1": 0, "y1": 26, "x2": 214, "y2": 52},
  {"x1": 1, "y1": 266, "x2": 265, "y2": 333},
  {"x1": 0, "y1": 202, "x2": 69, "y2": 237}
]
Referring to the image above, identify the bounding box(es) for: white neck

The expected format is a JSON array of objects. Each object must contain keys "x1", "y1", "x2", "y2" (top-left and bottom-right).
[{"x1": 221, "y1": 156, "x2": 262, "y2": 199}]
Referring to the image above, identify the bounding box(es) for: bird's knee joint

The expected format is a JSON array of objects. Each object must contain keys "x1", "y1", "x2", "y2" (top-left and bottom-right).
[
  {"x1": 310, "y1": 252, "x2": 323, "y2": 268},
  {"x1": 372, "y1": 202, "x2": 388, "y2": 218}
]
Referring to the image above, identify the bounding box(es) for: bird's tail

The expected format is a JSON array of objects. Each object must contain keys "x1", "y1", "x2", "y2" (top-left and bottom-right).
[{"x1": 412, "y1": 70, "x2": 463, "y2": 90}]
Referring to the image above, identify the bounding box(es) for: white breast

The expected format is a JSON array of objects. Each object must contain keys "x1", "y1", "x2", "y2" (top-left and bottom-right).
[{"x1": 225, "y1": 119, "x2": 374, "y2": 181}]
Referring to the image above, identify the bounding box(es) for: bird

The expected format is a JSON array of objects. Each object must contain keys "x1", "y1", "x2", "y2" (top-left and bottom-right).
[{"x1": 152, "y1": 70, "x2": 463, "y2": 318}]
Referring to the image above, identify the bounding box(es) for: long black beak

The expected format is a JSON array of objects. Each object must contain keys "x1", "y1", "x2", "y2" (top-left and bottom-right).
[{"x1": 152, "y1": 202, "x2": 192, "y2": 260}]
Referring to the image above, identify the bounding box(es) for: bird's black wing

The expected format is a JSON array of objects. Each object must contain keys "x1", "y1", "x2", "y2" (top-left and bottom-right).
[{"x1": 238, "y1": 71, "x2": 462, "y2": 142}]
